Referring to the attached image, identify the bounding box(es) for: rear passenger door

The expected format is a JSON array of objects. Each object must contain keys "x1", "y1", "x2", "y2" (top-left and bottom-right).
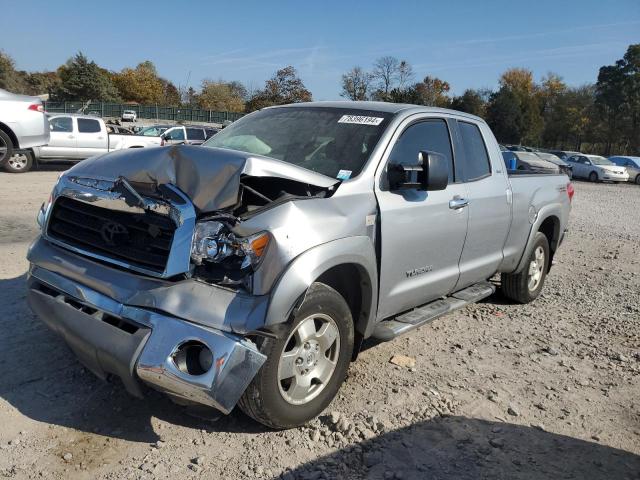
[
  {"x1": 376, "y1": 117, "x2": 469, "y2": 319},
  {"x1": 76, "y1": 118, "x2": 108, "y2": 158},
  {"x1": 454, "y1": 120, "x2": 511, "y2": 289}
]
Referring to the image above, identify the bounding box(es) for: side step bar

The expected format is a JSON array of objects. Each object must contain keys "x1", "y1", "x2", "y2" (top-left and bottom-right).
[{"x1": 372, "y1": 282, "x2": 495, "y2": 341}]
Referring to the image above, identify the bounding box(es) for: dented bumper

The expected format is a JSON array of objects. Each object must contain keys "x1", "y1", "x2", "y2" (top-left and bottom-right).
[{"x1": 27, "y1": 263, "x2": 266, "y2": 414}]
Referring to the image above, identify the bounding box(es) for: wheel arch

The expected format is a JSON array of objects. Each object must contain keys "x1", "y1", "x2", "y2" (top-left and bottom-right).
[
  {"x1": 264, "y1": 236, "x2": 378, "y2": 343},
  {"x1": 0, "y1": 122, "x2": 19, "y2": 149}
]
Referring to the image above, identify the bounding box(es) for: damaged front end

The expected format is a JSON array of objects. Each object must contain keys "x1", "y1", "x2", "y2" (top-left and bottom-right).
[{"x1": 28, "y1": 145, "x2": 339, "y2": 412}]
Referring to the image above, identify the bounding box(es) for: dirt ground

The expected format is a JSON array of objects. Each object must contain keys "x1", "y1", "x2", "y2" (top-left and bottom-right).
[{"x1": 0, "y1": 167, "x2": 638, "y2": 480}]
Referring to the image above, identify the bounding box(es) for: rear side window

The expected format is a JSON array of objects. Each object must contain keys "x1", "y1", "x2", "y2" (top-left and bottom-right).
[
  {"x1": 77, "y1": 118, "x2": 101, "y2": 133},
  {"x1": 387, "y1": 119, "x2": 454, "y2": 183},
  {"x1": 458, "y1": 121, "x2": 491, "y2": 181},
  {"x1": 186, "y1": 128, "x2": 205, "y2": 140},
  {"x1": 50, "y1": 117, "x2": 73, "y2": 132}
]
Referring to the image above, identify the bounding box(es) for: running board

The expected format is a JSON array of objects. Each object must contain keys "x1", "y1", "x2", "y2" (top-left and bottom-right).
[{"x1": 372, "y1": 282, "x2": 495, "y2": 341}]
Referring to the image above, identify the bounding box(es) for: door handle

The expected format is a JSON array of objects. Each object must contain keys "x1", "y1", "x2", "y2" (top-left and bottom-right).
[
  {"x1": 449, "y1": 196, "x2": 469, "y2": 209},
  {"x1": 68, "y1": 135, "x2": 75, "y2": 139}
]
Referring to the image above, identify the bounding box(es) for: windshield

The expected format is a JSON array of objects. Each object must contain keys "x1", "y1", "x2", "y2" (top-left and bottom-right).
[
  {"x1": 589, "y1": 155, "x2": 613, "y2": 165},
  {"x1": 202, "y1": 107, "x2": 392, "y2": 179},
  {"x1": 138, "y1": 126, "x2": 168, "y2": 137}
]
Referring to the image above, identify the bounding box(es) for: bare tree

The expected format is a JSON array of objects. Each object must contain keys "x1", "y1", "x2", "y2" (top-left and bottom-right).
[
  {"x1": 372, "y1": 56, "x2": 400, "y2": 95},
  {"x1": 340, "y1": 67, "x2": 373, "y2": 101},
  {"x1": 398, "y1": 60, "x2": 414, "y2": 90}
]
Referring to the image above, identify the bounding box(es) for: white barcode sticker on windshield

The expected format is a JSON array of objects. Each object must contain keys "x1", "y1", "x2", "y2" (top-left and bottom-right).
[{"x1": 338, "y1": 115, "x2": 384, "y2": 126}]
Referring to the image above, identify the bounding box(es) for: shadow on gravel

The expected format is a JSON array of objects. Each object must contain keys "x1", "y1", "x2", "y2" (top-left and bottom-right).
[
  {"x1": 280, "y1": 415, "x2": 640, "y2": 480},
  {"x1": 0, "y1": 274, "x2": 265, "y2": 445}
]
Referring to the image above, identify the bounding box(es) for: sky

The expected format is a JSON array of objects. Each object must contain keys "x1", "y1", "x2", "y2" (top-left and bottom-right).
[{"x1": 1, "y1": 0, "x2": 639, "y2": 99}]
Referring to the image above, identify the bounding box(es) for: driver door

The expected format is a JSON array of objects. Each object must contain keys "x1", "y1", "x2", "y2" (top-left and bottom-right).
[{"x1": 375, "y1": 118, "x2": 469, "y2": 320}]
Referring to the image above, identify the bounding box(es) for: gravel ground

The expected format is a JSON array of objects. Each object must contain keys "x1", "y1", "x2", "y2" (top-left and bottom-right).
[{"x1": 0, "y1": 170, "x2": 638, "y2": 480}]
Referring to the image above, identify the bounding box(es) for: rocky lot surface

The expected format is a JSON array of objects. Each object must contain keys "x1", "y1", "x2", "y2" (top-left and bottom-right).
[{"x1": 0, "y1": 169, "x2": 638, "y2": 479}]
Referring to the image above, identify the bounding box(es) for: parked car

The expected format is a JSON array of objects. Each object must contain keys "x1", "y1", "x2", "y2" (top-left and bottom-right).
[
  {"x1": 23, "y1": 114, "x2": 162, "y2": 172},
  {"x1": 566, "y1": 154, "x2": 629, "y2": 182},
  {"x1": 160, "y1": 125, "x2": 219, "y2": 146},
  {"x1": 502, "y1": 151, "x2": 560, "y2": 174},
  {"x1": 28, "y1": 102, "x2": 572, "y2": 428},
  {"x1": 535, "y1": 152, "x2": 572, "y2": 178},
  {"x1": 609, "y1": 156, "x2": 640, "y2": 184},
  {"x1": 0, "y1": 88, "x2": 50, "y2": 173},
  {"x1": 548, "y1": 150, "x2": 581, "y2": 161},
  {"x1": 137, "y1": 124, "x2": 172, "y2": 137},
  {"x1": 106, "y1": 124, "x2": 134, "y2": 135},
  {"x1": 121, "y1": 110, "x2": 137, "y2": 122}
]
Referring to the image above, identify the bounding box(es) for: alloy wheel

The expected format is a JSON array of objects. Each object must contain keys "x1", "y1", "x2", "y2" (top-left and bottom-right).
[
  {"x1": 7, "y1": 154, "x2": 28, "y2": 171},
  {"x1": 527, "y1": 246, "x2": 545, "y2": 291},
  {"x1": 277, "y1": 313, "x2": 340, "y2": 405}
]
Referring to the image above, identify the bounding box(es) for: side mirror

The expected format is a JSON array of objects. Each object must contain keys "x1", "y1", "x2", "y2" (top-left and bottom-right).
[{"x1": 388, "y1": 151, "x2": 449, "y2": 191}]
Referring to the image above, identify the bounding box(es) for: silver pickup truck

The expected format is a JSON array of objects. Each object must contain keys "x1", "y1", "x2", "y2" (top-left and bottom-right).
[{"x1": 27, "y1": 102, "x2": 572, "y2": 428}]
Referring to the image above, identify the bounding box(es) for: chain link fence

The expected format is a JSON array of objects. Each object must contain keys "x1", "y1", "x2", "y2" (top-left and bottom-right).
[{"x1": 43, "y1": 101, "x2": 244, "y2": 124}]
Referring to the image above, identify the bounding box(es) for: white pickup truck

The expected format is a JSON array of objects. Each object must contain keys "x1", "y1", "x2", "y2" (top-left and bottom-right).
[{"x1": 19, "y1": 114, "x2": 162, "y2": 173}]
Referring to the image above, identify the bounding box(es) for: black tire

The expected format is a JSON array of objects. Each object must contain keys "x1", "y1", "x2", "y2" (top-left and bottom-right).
[
  {"x1": 239, "y1": 282, "x2": 354, "y2": 429},
  {"x1": 589, "y1": 171, "x2": 598, "y2": 182},
  {"x1": 0, "y1": 129, "x2": 14, "y2": 165},
  {"x1": 635, "y1": 174, "x2": 640, "y2": 185},
  {"x1": 3, "y1": 150, "x2": 33, "y2": 173},
  {"x1": 501, "y1": 232, "x2": 550, "y2": 304}
]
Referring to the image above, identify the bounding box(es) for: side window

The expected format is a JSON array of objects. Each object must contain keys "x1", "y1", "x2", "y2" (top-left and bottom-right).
[
  {"x1": 186, "y1": 128, "x2": 205, "y2": 141},
  {"x1": 77, "y1": 118, "x2": 101, "y2": 133},
  {"x1": 50, "y1": 117, "x2": 73, "y2": 133},
  {"x1": 458, "y1": 121, "x2": 491, "y2": 181},
  {"x1": 166, "y1": 128, "x2": 185, "y2": 141},
  {"x1": 387, "y1": 119, "x2": 454, "y2": 183}
]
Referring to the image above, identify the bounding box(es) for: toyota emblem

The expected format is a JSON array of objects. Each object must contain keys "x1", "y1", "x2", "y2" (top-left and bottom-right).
[{"x1": 100, "y1": 221, "x2": 129, "y2": 246}]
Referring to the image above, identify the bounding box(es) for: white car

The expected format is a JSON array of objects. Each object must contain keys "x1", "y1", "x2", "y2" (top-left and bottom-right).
[
  {"x1": 121, "y1": 110, "x2": 137, "y2": 122},
  {"x1": 20, "y1": 114, "x2": 162, "y2": 173},
  {"x1": 566, "y1": 154, "x2": 629, "y2": 182},
  {"x1": 0, "y1": 88, "x2": 50, "y2": 173}
]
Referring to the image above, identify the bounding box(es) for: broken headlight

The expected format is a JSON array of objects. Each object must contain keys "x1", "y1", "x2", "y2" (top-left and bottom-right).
[{"x1": 190, "y1": 220, "x2": 270, "y2": 284}]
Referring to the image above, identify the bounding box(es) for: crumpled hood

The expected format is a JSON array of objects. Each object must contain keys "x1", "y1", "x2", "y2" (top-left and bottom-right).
[{"x1": 65, "y1": 145, "x2": 338, "y2": 212}]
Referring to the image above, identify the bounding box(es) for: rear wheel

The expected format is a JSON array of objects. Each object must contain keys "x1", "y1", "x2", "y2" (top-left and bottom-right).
[
  {"x1": 0, "y1": 130, "x2": 14, "y2": 165},
  {"x1": 3, "y1": 151, "x2": 33, "y2": 173},
  {"x1": 589, "y1": 171, "x2": 598, "y2": 182},
  {"x1": 239, "y1": 282, "x2": 354, "y2": 429},
  {"x1": 501, "y1": 232, "x2": 550, "y2": 304}
]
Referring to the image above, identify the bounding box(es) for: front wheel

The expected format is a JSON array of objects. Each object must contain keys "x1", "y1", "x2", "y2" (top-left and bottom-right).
[
  {"x1": 635, "y1": 174, "x2": 640, "y2": 185},
  {"x1": 501, "y1": 232, "x2": 550, "y2": 304},
  {"x1": 589, "y1": 171, "x2": 598, "y2": 182},
  {"x1": 239, "y1": 282, "x2": 354, "y2": 429}
]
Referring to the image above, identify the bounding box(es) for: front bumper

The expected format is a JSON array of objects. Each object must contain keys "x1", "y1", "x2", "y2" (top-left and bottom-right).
[
  {"x1": 27, "y1": 267, "x2": 266, "y2": 414},
  {"x1": 601, "y1": 172, "x2": 629, "y2": 181}
]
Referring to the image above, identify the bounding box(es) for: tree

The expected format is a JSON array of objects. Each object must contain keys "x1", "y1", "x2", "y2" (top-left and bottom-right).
[
  {"x1": 492, "y1": 68, "x2": 543, "y2": 144},
  {"x1": 372, "y1": 56, "x2": 400, "y2": 98},
  {"x1": 451, "y1": 89, "x2": 487, "y2": 117},
  {"x1": 160, "y1": 79, "x2": 181, "y2": 106},
  {"x1": 340, "y1": 67, "x2": 373, "y2": 101},
  {"x1": 0, "y1": 51, "x2": 27, "y2": 93},
  {"x1": 486, "y1": 88, "x2": 524, "y2": 144},
  {"x1": 246, "y1": 66, "x2": 311, "y2": 111},
  {"x1": 198, "y1": 80, "x2": 245, "y2": 112},
  {"x1": 53, "y1": 52, "x2": 120, "y2": 102},
  {"x1": 413, "y1": 76, "x2": 451, "y2": 107},
  {"x1": 113, "y1": 61, "x2": 164, "y2": 104},
  {"x1": 398, "y1": 60, "x2": 414, "y2": 89}
]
